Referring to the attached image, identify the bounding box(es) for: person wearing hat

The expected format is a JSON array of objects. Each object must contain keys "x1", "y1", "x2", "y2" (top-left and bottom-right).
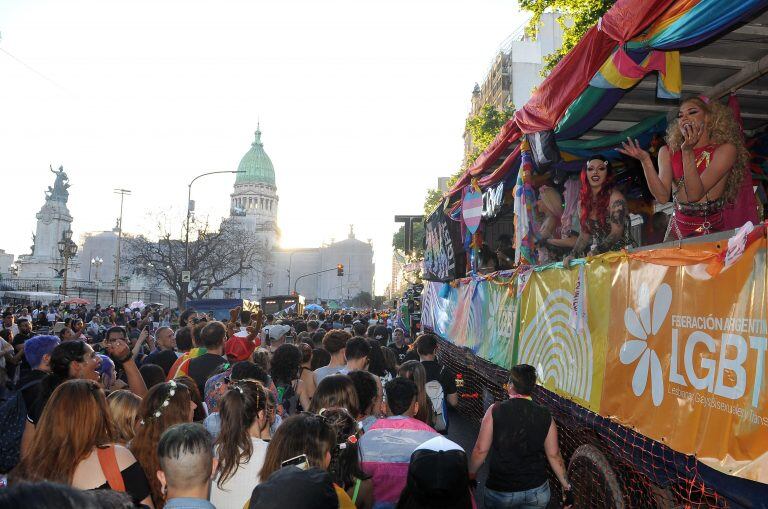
[
  {"x1": 224, "y1": 307, "x2": 264, "y2": 363},
  {"x1": 16, "y1": 334, "x2": 60, "y2": 413},
  {"x1": 224, "y1": 325, "x2": 262, "y2": 363},
  {"x1": 469, "y1": 364, "x2": 573, "y2": 509},
  {"x1": 260, "y1": 324, "x2": 292, "y2": 353},
  {"x1": 398, "y1": 436, "x2": 474, "y2": 509}
]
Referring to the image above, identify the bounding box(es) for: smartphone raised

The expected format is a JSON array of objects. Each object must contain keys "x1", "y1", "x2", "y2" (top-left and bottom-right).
[{"x1": 280, "y1": 454, "x2": 310, "y2": 471}]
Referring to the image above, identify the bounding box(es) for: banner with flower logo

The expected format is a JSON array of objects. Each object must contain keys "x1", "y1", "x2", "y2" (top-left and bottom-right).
[
  {"x1": 423, "y1": 225, "x2": 768, "y2": 482},
  {"x1": 603, "y1": 237, "x2": 768, "y2": 481}
]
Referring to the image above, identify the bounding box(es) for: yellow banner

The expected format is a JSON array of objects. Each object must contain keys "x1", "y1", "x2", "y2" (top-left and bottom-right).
[
  {"x1": 602, "y1": 238, "x2": 768, "y2": 481},
  {"x1": 518, "y1": 263, "x2": 612, "y2": 412}
]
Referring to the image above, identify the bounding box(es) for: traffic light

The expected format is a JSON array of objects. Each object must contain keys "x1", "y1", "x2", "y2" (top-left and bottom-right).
[{"x1": 337, "y1": 264, "x2": 344, "y2": 276}]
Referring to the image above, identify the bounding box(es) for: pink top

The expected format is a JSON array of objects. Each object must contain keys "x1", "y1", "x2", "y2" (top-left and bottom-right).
[
  {"x1": 670, "y1": 143, "x2": 757, "y2": 230},
  {"x1": 670, "y1": 143, "x2": 717, "y2": 181}
]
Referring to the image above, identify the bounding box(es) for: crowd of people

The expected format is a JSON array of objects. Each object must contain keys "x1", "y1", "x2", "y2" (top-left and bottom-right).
[{"x1": 0, "y1": 301, "x2": 574, "y2": 508}]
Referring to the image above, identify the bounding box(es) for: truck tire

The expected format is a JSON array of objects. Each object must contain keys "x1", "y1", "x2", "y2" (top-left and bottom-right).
[{"x1": 567, "y1": 444, "x2": 625, "y2": 509}]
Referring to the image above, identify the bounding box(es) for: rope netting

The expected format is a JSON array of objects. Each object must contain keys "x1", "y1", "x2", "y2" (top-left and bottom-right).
[{"x1": 437, "y1": 338, "x2": 731, "y2": 509}]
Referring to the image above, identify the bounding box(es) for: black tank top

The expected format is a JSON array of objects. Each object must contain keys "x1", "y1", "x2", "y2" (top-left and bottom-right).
[{"x1": 486, "y1": 398, "x2": 552, "y2": 492}]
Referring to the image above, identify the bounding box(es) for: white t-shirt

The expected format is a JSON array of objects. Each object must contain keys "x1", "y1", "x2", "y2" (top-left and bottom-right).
[
  {"x1": 46, "y1": 312, "x2": 57, "y2": 323},
  {"x1": 210, "y1": 437, "x2": 269, "y2": 508},
  {"x1": 314, "y1": 364, "x2": 350, "y2": 385}
]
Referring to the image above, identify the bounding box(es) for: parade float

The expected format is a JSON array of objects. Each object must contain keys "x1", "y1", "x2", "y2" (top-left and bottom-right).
[{"x1": 421, "y1": 1, "x2": 768, "y2": 507}]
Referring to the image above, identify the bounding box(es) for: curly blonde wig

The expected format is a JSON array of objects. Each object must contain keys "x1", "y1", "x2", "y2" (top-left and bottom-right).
[{"x1": 666, "y1": 96, "x2": 749, "y2": 204}]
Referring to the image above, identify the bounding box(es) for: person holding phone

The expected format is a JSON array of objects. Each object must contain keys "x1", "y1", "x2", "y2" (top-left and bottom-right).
[
  {"x1": 259, "y1": 413, "x2": 334, "y2": 479},
  {"x1": 256, "y1": 413, "x2": 355, "y2": 508},
  {"x1": 618, "y1": 95, "x2": 754, "y2": 240}
]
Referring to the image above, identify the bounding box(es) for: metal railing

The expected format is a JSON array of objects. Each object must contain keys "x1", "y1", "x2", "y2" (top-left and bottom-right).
[{"x1": 0, "y1": 277, "x2": 176, "y2": 307}]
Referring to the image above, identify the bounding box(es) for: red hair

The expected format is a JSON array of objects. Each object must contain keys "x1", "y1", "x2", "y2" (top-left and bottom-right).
[{"x1": 579, "y1": 157, "x2": 614, "y2": 234}]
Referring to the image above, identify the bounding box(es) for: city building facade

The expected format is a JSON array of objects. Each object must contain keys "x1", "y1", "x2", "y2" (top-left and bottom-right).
[
  {"x1": 464, "y1": 13, "x2": 564, "y2": 159},
  {"x1": 3, "y1": 128, "x2": 376, "y2": 307},
  {"x1": 218, "y1": 128, "x2": 376, "y2": 303}
]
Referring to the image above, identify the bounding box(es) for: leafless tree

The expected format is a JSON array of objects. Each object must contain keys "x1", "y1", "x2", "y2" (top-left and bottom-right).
[{"x1": 124, "y1": 218, "x2": 266, "y2": 309}]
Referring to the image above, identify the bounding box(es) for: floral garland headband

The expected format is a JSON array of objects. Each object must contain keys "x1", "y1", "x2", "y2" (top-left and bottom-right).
[{"x1": 140, "y1": 380, "x2": 178, "y2": 425}]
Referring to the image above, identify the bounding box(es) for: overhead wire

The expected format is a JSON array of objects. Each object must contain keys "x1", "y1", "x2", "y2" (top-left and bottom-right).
[{"x1": 0, "y1": 45, "x2": 71, "y2": 94}]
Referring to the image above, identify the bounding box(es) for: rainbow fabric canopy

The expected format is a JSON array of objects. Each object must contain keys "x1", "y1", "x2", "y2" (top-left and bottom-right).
[{"x1": 448, "y1": 0, "x2": 768, "y2": 198}]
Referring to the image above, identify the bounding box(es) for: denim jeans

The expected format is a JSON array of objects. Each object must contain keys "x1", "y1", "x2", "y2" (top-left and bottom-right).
[{"x1": 484, "y1": 480, "x2": 551, "y2": 509}]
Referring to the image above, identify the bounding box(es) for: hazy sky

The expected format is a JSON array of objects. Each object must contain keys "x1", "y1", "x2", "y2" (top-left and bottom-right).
[{"x1": 0, "y1": 0, "x2": 525, "y2": 293}]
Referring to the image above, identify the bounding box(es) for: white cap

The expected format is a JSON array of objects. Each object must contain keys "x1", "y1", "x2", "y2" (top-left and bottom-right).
[
  {"x1": 415, "y1": 436, "x2": 464, "y2": 453},
  {"x1": 263, "y1": 324, "x2": 291, "y2": 341}
]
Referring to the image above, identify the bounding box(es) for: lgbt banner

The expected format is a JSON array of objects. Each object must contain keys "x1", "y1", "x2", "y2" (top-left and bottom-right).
[{"x1": 422, "y1": 225, "x2": 768, "y2": 482}]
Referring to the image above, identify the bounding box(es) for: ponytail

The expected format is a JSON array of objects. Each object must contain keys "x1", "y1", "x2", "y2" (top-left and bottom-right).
[
  {"x1": 320, "y1": 407, "x2": 369, "y2": 489},
  {"x1": 215, "y1": 380, "x2": 268, "y2": 487}
]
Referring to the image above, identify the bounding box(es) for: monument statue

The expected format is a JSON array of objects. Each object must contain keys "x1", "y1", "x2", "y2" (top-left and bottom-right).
[
  {"x1": 46, "y1": 165, "x2": 71, "y2": 203},
  {"x1": 16, "y1": 165, "x2": 78, "y2": 279}
]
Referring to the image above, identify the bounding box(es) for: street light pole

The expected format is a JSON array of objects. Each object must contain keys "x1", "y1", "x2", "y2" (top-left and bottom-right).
[
  {"x1": 394, "y1": 215, "x2": 424, "y2": 255},
  {"x1": 184, "y1": 170, "x2": 245, "y2": 304},
  {"x1": 88, "y1": 256, "x2": 103, "y2": 282},
  {"x1": 92, "y1": 257, "x2": 103, "y2": 282},
  {"x1": 287, "y1": 250, "x2": 302, "y2": 293},
  {"x1": 58, "y1": 228, "x2": 78, "y2": 296},
  {"x1": 293, "y1": 266, "x2": 341, "y2": 295},
  {"x1": 114, "y1": 189, "x2": 131, "y2": 304}
]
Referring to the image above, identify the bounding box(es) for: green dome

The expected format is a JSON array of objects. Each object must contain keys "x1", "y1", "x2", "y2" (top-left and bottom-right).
[{"x1": 235, "y1": 128, "x2": 275, "y2": 186}]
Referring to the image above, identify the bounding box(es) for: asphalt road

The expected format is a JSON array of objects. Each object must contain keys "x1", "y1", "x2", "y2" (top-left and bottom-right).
[{"x1": 445, "y1": 406, "x2": 488, "y2": 506}]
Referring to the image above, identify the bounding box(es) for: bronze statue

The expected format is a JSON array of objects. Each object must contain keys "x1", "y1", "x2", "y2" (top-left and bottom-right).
[{"x1": 47, "y1": 165, "x2": 71, "y2": 202}]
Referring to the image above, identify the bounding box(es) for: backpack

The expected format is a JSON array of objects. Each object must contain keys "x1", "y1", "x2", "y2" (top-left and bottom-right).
[
  {"x1": 275, "y1": 381, "x2": 298, "y2": 417},
  {"x1": 0, "y1": 380, "x2": 40, "y2": 473},
  {"x1": 425, "y1": 379, "x2": 447, "y2": 432}
]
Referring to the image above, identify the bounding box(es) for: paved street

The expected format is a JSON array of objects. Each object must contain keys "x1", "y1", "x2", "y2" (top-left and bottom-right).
[{"x1": 446, "y1": 406, "x2": 488, "y2": 505}]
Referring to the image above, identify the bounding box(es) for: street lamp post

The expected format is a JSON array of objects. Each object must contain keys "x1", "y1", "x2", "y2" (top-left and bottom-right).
[
  {"x1": 57, "y1": 228, "x2": 78, "y2": 296},
  {"x1": 287, "y1": 250, "x2": 302, "y2": 293},
  {"x1": 293, "y1": 265, "x2": 342, "y2": 295},
  {"x1": 184, "y1": 170, "x2": 245, "y2": 304},
  {"x1": 114, "y1": 189, "x2": 131, "y2": 305},
  {"x1": 394, "y1": 215, "x2": 424, "y2": 255},
  {"x1": 89, "y1": 256, "x2": 103, "y2": 282}
]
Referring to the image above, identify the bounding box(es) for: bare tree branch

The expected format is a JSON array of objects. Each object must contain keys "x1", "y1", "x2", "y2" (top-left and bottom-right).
[{"x1": 124, "y1": 218, "x2": 265, "y2": 308}]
